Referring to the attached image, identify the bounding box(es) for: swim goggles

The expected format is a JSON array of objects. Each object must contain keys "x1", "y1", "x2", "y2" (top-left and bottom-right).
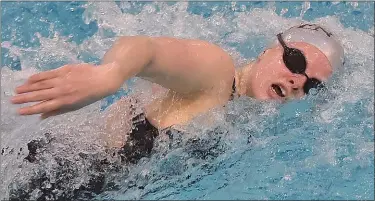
[{"x1": 277, "y1": 33, "x2": 325, "y2": 94}]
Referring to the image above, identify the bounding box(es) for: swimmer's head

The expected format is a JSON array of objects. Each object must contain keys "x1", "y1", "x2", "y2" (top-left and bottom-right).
[{"x1": 241, "y1": 23, "x2": 345, "y2": 100}]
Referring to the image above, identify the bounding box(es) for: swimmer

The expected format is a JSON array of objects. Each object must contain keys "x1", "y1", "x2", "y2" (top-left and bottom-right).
[
  {"x1": 11, "y1": 23, "x2": 344, "y2": 148},
  {"x1": 7, "y1": 23, "x2": 345, "y2": 200}
]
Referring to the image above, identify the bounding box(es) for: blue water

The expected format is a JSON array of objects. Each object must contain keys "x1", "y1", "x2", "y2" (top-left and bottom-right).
[
  {"x1": 2, "y1": 2, "x2": 374, "y2": 68},
  {"x1": 1, "y1": 1, "x2": 374, "y2": 200}
]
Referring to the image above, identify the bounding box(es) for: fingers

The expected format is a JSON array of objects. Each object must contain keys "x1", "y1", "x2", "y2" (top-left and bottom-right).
[
  {"x1": 15, "y1": 78, "x2": 56, "y2": 94},
  {"x1": 18, "y1": 99, "x2": 62, "y2": 115},
  {"x1": 27, "y1": 68, "x2": 60, "y2": 84},
  {"x1": 11, "y1": 88, "x2": 59, "y2": 104}
]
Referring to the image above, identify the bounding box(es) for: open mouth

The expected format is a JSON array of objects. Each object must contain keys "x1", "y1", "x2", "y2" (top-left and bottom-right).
[{"x1": 271, "y1": 84, "x2": 286, "y2": 97}]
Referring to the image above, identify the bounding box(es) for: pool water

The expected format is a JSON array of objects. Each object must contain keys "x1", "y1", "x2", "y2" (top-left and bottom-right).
[{"x1": 1, "y1": 1, "x2": 374, "y2": 200}]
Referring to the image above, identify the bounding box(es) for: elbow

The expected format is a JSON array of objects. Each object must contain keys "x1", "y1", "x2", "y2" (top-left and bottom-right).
[
  {"x1": 122, "y1": 35, "x2": 155, "y2": 69},
  {"x1": 103, "y1": 35, "x2": 155, "y2": 66},
  {"x1": 118, "y1": 35, "x2": 155, "y2": 59},
  {"x1": 115, "y1": 35, "x2": 153, "y2": 51}
]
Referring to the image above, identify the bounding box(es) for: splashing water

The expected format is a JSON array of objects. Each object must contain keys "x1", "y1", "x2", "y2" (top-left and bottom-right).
[{"x1": 1, "y1": 1, "x2": 373, "y2": 200}]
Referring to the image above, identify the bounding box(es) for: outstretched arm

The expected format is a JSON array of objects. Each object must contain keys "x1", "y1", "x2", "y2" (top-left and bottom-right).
[
  {"x1": 102, "y1": 35, "x2": 234, "y2": 94},
  {"x1": 11, "y1": 36, "x2": 234, "y2": 118}
]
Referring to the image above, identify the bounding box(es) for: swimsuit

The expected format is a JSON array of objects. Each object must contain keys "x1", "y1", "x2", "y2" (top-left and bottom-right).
[
  {"x1": 120, "y1": 77, "x2": 237, "y2": 159},
  {"x1": 5, "y1": 78, "x2": 237, "y2": 200},
  {"x1": 118, "y1": 77, "x2": 236, "y2": 163}
]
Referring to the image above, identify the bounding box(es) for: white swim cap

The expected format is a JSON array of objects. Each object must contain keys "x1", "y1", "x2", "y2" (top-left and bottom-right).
[{"x1": 274, "y1": 24, "x2": 345, "y2": 71}]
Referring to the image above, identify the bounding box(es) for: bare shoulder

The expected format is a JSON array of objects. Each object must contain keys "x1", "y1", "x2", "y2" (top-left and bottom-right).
[
  {"x1": 150, "y1": 36, "x2": 236, "y2": 84},
  {"x1": 155, "y1": 36, "x2": 234, "y2": 64},
  {"x1": 176, "y1": 38, "x2": 236, "y2": 94}
]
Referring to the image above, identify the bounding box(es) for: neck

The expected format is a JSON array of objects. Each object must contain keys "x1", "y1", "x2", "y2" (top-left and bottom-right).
[{"x1": 235, "y1": 62, "x2": 255, "y2": 97}]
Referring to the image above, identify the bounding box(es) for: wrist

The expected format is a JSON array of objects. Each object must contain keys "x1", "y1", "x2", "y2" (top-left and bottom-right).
[{"x1": 95, "y1": 62, "x2": 124, "y2": 97}]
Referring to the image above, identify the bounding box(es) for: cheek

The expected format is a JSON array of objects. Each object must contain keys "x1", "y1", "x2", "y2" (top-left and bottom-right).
[
  {"x1": 257, "y1": 58, "x2": 287, "y2": 79},
  {"x1": 252, "y1": 65, "x2": 270, "y2": 87},
  {"x1": 261, "y1": 47, "x2": 291, "y2": 73},
  {"x1": 251, "y1": 59, "x2": 284, "y2": 89}
]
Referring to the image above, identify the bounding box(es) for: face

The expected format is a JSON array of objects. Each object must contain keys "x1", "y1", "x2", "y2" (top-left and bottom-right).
[{"x1": 245, "y1": 42, "x2": 332, "y2": 100}]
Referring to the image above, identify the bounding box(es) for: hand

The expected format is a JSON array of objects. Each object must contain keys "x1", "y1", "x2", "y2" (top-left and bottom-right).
[{"x1": 11, "y1": 63, "x2": 121, "y2": 119}]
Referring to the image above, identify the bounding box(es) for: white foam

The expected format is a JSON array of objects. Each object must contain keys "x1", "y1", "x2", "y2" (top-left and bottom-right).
[{"x1": 1, "y1": 2, "x2": 373, "y2": 200}]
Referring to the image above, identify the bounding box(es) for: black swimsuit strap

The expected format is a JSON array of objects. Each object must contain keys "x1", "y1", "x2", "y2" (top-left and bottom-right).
[{"x1": 230, "y1": 77, "x2": 236, "y2": 100}]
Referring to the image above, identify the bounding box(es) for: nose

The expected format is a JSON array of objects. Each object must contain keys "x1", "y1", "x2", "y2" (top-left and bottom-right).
[{"x1": 287, "y1": 74, "x2": 307, "y2": 93}]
